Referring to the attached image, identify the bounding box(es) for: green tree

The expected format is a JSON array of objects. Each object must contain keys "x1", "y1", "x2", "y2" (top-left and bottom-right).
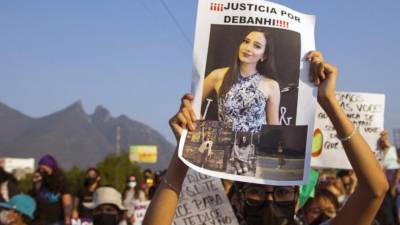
[
  {"x1": 65, "y1": 166, "x2": 84, "y2": 194},
  {"x1": 96, "y1": 151, "x2": 142, "y2": 192},
  {"x1": 19, "y1": 173, "x2": 33, "y2": 194}
]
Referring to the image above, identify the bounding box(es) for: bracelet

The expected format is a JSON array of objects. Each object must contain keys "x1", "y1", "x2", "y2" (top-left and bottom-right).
[
  {"x1": 160, "y1": 177, "x2": 179, "y2": 194},
  {"x1": 337, "y1": 125, "x2": 357, "y2": 142}
]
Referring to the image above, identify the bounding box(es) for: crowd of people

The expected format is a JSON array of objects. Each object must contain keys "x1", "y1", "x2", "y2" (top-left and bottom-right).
[
  {"x1": 0, "y1": 156, "x2": 166, "y2": 225},
  {"x1": 3, "y1": 151, "x2": 398, "y2": 225},
  {"x1": 0, "y1": 37, "x2": 399, "y2": 225}
]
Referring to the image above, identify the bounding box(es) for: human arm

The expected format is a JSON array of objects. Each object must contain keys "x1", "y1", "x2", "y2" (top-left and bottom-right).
[
  {"x1": 72, "y1": 196, "x2": 79, "y2": 219},
  {"x1": 378, "y1": 130, "x2": 392, "y2": 162},
  {"x1": 266, "y1": 80, "x2": 280, "y2": 125},
  {"x1": 308, "y1": 51, "x2": 389, "y2": 225},
  {"x1": 202, "y1": 68, "x2": 228, "y2": 103},
  {"x1": 62, "y1": 193, "x2": 74, "y2": 225},
  {"x1": 259, "y1": 78, "x2": 280, "y2": 125},
  {"x1": 143, "y1": 94, "x2": 197, "y2": 225}
]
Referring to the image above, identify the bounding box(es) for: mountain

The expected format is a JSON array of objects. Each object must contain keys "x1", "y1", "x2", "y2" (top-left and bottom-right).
[{"x1": 0, "y1": 101, "x2": 175, "y2": 170}]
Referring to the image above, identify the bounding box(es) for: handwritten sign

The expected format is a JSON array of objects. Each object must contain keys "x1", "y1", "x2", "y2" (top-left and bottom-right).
[
  {"x1": 312, "y1": 92, "x2": 385, "y2": 169},
  {"x1": 173, "y1": 169, "x2": 239, "y2": 225},
  {"x1": 134, "y1": 201, "x2": 150, "y2": 225}
]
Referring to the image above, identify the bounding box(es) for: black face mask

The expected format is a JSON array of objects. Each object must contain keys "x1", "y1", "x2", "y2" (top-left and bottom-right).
[
  {"x1": 84, "y1": 177, "x2": 97, "y2": 187},
  {"x1": 92, "y1": 214, "x2": 119, "y2": 225},
  {"x1": 243, "y1": 200, "x2": 296, "y2": 225},
  {"x1": 309, "y1": 212, "x2": 330, "y2": 225}
]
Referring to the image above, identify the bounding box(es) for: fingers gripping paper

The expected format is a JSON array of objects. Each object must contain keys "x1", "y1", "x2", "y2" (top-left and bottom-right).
[{"x1": 178, "y1": 0, "x2": 317, "y2": 185}]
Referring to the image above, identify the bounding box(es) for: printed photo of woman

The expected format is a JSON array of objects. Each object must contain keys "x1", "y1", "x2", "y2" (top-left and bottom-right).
[{"x1": 202, "y1": 29, "x2": 281, "y2": 132}]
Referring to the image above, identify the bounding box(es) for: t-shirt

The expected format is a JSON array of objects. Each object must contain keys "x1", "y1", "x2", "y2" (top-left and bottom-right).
[
  {"x1": 77, "y1": 188, "x2": 95, "y2": 219},
  {"x1": 33, "y1": 183, "x2": 70, "y2": 224}
]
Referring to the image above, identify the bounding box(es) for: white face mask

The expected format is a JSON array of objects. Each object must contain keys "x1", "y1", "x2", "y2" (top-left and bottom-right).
[
  {"x1": 0, "y1": 210, "x2": 10, "y2": 225},
  {"x1": 128, "y1": 182, "x2": 137, "y2": 188}
]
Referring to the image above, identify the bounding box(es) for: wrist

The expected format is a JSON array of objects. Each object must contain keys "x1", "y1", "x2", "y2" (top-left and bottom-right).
[
  {"x1": 319, "y1": 94, "x2": 338, "y2": 112},
  {"x1": 165, "y1": 151, "x2": 188, "y2": 189}
]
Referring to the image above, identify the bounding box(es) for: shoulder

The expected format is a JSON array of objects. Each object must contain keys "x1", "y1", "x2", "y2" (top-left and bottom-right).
[
  {"x1": 260, "y1": 76, "x2": 279, "y2": 88},
  {"x1": 207, "y1": 67, "x2": 229, "y2": 81},
  {"x1": 258, "y1": 76, "x2": 280, "y2": 94}
]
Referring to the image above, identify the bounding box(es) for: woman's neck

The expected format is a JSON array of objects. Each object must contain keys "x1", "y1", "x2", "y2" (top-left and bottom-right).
[{"x1": 239, "y1": 63, "x2": 257, "y2": 77}]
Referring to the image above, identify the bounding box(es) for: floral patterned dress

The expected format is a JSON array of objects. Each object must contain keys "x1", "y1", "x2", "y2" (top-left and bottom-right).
[{"x1": 218, "y1": 73, "x2": 267, "y2": 132}]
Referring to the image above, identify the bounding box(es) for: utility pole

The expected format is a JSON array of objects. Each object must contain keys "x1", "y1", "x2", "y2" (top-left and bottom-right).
[{"x1": 116, "y1": 126, "x2": 121, "y2": 155}]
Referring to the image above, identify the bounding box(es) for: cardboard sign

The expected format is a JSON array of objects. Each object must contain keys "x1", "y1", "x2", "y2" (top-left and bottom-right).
[
  {"x1": 173, "y1": 169, "x2": 239, "y2": 225},
  {"x1": 134, "y1": 201, "x2": 150, "y2": 225},
  {"x1": 312, "y1": 92, "x2": 385, "y2": 169}
]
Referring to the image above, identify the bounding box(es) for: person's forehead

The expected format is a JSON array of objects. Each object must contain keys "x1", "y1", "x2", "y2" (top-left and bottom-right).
[
  {"x1": 318, "y1": 197, "x2": 335, "y2": 208},
  {"x1": 245, "y1": 32, "x2": 266, "y2": 45},
  {"x1": 87, "y1": 170, "x2": 97, "y2": 177},
  {"x1": 96, "y1": 204, "x2": 118, "y2": 211},
  {"x1": 244, "y1": 184, "x2": 295, "y2": 191}
]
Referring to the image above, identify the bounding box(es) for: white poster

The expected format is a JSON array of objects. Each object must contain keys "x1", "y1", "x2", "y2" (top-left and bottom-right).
[
  {"x1": 173, "y1": 169, "x2": 239, "y2": 225},
  {"x1": 178, "y1": 0, "x2": 317, "y2": 185},
  {"x1": 312, "y1": 92, "x2": 385, "y2": 169},
  {"x1": 134, "y1": 201, "x2": 150, "y2": 225}
]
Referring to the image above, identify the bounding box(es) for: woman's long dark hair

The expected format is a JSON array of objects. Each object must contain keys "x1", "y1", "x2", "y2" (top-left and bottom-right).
[{"x1": 219, "y1": 29, "x2": 278, "y2": 100}]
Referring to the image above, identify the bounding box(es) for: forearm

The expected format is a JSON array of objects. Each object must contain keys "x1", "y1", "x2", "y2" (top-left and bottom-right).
[
  {"x1": 321, "y1": 96, "x2": 388, "y2": 197},
  {"x1": 143, "y1": 149, "x2": 188, "y2": 225},
  {"x1": 62, "y1": 194, "x2": 74, "y2": 224},
  {"x1": 322, "y1": 96, "x2": 388, "y2": 225}
]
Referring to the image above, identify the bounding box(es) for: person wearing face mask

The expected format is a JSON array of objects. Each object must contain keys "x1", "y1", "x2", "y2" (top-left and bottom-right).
[
  {"x1": 0, "y1": 194, "x2": 36, "y2": 225},
  {"x1": 30, "y1": 154, "x2": 73, "y2": 225},
  {"x1": 83, "y1": 187, "x2": 126, "y2": 225},
  {"x1": 73, "y1": 168, "x2": 101, "y2": 222},
  {"x1": 228, "y1": 182, "x2": 299, "y2": 225},
  {"x1": 142, "y1": 51, "x2": 389, "y2": 225},
  {"x1": 300, "y1": 189, "x2": 339, "y2": 225},
  {"x1": 123, "y1": 175, "x2": 141, "y2": 225}
]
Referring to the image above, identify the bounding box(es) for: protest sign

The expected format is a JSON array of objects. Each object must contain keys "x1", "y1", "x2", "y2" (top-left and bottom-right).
[
  {"x1": 178, "y1": 0, "x2": 317, "y2": 185},
  {"x1": 312, "y1": 92, "x2": 385, "y2": 169},
  {"x1": 173, "y1": 169, "x2": 239, "y2": 225},
  {"x1": 381, "y1": 146, "x2": 399, "y2": 169},
  {"x1": 133, "y1": 201, "x2": 151, "y2": 225},
  {"x1": 129, "y1": 145, "x2": 158, "y2": 163}
]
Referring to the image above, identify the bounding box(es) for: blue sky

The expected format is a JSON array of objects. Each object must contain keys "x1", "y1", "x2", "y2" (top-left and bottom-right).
[{"x1": 0, "y1": 0, "x2": 399, "y2": 143}]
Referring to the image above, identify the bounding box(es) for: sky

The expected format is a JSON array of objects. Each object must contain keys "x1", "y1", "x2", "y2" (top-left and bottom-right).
[{"x1": 0, "y1": 0, "x2": 399, "y2": 143}]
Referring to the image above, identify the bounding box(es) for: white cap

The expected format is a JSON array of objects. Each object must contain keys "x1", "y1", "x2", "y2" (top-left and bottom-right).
[{"x1": 83, "y1": 187, "x2": 126, "y2": 210}]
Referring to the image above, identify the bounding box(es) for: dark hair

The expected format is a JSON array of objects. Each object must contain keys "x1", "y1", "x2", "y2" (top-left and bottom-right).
[
  {"x1": 0, "y1": 167, "x2": 18, "y2": 184},
  {"x1": 43, "y1": 167, "x2": 67, "y2": 193},
  {"x1": 126, "y1": 174, "x2": 138, "y2": 183},
  {"x1": 315, "y1": 189, "x2": 340, "y2": 210},
  {"x1": 219, "y1": 29, "x2": 278, "y2": 99},
  {"x1": 85, "y1": 167, "x2": 100, "y2": 176}
]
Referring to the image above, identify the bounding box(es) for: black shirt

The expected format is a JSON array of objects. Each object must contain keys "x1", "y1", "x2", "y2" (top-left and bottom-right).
[{"x1": 76, "y1": 188, "x2": 95, "y2": 219}]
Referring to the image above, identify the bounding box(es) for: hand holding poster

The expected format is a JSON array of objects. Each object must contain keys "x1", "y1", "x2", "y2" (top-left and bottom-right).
[
  {"x1": 312, "y1": 92, "x2": 385, "y2": 169},
  {"x1": 173, "y1": 169, "x2": 239, "y2": 225},
  {"x1": 179, "y1": 0, "x2": 317, "y2": 185}
]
